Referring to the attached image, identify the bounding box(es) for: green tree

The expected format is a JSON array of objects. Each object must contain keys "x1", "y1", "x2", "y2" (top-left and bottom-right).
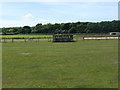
[
  {"x1": 2, "y1": 28, "x2": 7, "y2": 35},
  {"x1": 68, "y1": 27, "x2": 76, "y2": 33},
  {"x1": 22, "y1": 26, "x2": 31, "y2": 34}
]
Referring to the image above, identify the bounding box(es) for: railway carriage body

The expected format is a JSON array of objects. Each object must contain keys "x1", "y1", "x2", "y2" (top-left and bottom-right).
[{"x1": 53, "y1": 34, "x2": 74, "y2": 42}]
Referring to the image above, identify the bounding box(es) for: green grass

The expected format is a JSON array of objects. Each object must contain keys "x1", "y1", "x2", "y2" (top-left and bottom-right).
[
  {"x1": 2, "y1": 40, "x2": 118, "y2": 88},
  {"x1": 0, "y1": 34, "x2": 52, "y2": 38}
]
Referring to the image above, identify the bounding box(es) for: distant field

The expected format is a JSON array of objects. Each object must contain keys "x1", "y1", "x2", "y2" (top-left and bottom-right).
[
  {"x1": 0, "y1": 34, "x2": 52, "y2": 38},
  {"x1": 2, "y1": 40, "x2": 118, "y2": 88}
]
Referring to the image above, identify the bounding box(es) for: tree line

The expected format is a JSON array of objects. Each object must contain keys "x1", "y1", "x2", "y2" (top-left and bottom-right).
[{"x1": 1, "y1": 20, "x2": 120, "y2": 35}]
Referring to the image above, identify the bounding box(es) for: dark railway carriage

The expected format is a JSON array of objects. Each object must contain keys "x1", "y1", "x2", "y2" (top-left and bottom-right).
[{"x1": 53, "y1": 34, "x2": 74, "y2": 42}]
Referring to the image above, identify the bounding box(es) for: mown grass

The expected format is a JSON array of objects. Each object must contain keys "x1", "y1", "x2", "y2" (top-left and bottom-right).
[{"x1": 2, "y1": 40, "x2": 118, "y2": 88}]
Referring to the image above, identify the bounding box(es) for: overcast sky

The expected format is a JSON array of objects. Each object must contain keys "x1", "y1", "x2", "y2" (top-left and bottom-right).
[{"x1": 0, "y1": 0, "x2": 119, "y2": 27}]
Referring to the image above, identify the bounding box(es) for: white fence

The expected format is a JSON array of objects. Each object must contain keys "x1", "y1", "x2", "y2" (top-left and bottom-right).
[{"x1": 84, "y1": 37, "x2": 119, "y2": 40}]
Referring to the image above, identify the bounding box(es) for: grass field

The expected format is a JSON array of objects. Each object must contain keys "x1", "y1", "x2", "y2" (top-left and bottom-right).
[
  {"x1": 2, "y1": 40, "x2": 118, "y2": 88},
  {"x1": 0, "y1": 34, "x2": 52, "y2": 38},
  {"x1": 0, "y1": 33, "x2": 108, "y2": 38}
]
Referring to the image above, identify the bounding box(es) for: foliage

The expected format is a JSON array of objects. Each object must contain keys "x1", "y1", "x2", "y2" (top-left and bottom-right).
[{"x1": 1, "y1": 20, "x2": 120, "y2": 34}]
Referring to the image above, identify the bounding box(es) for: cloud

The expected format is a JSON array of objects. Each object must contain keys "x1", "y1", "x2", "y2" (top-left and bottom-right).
[
  {"x1": 0, "y1": 13, "x2": 56, "y2": 27},
  {"x1": 0, "y1": 16, "x2": 51, "y2": 28},
  {"x1": 0, "y1": 17, "x2": 63, "y2": 28},
  {"x1": 1, "y1": 0, "x2": 119, "y2": 2},
  {"x1": 37, "y1": 19, "x2": 49, "y2": 24},
  {"x1": 22, "y1": 13, "x2": 34, "y2": 20},
  {"x1": 0, "y1": 19, "x2": 35, "y2": 27},
  {"x1": 0, "y1": 1, "x2": 118, "y2": 27},
  {"x1": 22, "y1": 13, "x2": 51, "y2": 24}
]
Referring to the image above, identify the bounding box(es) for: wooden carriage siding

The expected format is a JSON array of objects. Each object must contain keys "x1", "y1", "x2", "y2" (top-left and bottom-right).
[{"x1": 53, "y1": 34, "x2": 74, "y2": 42}]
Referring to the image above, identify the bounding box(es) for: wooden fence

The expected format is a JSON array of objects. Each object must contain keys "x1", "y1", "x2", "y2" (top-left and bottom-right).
[{"x1": 0, "y1": 37, "x2": 52, "y2": 43}]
